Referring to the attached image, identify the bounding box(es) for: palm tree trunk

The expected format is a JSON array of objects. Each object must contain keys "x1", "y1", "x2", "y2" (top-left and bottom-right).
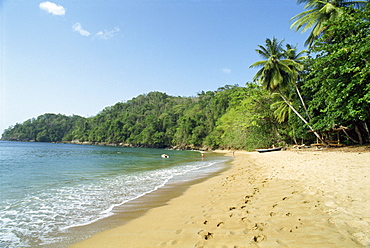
[
  {"x1": 278, "y1": 91, "x2": 325, "y2": 144},
  {"x1": 292, "y1": 124, "x2": 298, "y2": 144},
  {"x1": 294, "y1": 84, "x2": 311, "y2": 120}
]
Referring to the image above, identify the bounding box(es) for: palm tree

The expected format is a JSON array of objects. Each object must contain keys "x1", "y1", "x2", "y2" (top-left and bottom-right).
[
  {"x1": 291, "y1": 0, "x2": 368, "y2": 46},
  {"x1": 250, "y1": 38, "x2": 325, "y2": 143},
  {"x1": 250, "y1": 38, "x2": 298, "y2": 92},
  {"x1": 283, "y1": 44, "x2": 311, "y2": 120},
  {"x1": 271, "y1": 92, "x2": 299, "y2": 144},
  {"x1": 271, "y1": 92, "x2": 293, "y2": 124}
]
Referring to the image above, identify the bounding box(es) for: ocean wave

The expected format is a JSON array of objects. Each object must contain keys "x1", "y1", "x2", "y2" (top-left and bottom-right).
[{"x1": 0, "y1": 153, "x2": 229, "y2": 247}]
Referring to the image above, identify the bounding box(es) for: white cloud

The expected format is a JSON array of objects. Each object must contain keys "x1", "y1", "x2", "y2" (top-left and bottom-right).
[
  {"x1": 39, "y1": 1, "x2": 66, "y2": 16},
  {"x1": 222, "y1": 68, "x2": 231, "y2": 74},
  {"x1": 97, "y1": 27, "x2": 120, "y2": 40},
  {"x1": 72, "y1": 23, "x2": 91, "y2": 37}
]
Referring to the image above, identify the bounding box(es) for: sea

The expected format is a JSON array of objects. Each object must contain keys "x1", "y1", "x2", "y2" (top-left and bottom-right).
[{"x1": 0, "y1": 141, "x2": 230, "y2": 247}]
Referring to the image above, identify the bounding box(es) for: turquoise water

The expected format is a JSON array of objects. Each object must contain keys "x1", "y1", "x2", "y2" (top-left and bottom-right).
[{"x1": 0, "y1": 141, "x2": 229, "y2": 247}]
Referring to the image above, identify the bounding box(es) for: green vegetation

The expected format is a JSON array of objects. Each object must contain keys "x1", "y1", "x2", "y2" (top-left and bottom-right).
[
  {"x1": 290, "y1": 0, "x2": 368, "y2": 47},
  {"x1": 1, "y1": 86, "x2": 286, "y2": 150},
  {"x1": 2, "y1": 1, "x2": 369, "y2": 149},
  {"x1": 1, "y1": 114, "x2": 84, "y2": 142},
  {"x1": 303, "y1": 3, "x2": 370, "y2": 144}
]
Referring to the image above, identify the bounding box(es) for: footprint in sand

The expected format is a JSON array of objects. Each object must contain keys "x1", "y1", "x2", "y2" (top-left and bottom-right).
[
  {"x1": 197, "y1": 230, "x2": 213, "y2": 240},
  {"x1": 252, "y1": 234, "x2": 266, "y2": 243},
  {"x1": 244, "y1": 195, "x2": 253, "y2": 202},
  {"x1": 241, "y1": 216, "x2": 249, "y2": 223},
  {"x1": 217, "y1": 222, "x2": 224, "y2": 227},
  {"x1": 252, "y1": 222, "x2": 267, "y2": 231},
  {"x1": 175, "y1": 229, "x2": 183, "y2": 234}
]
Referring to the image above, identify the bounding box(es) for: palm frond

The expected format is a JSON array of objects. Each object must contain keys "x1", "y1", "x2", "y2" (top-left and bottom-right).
[
  {"x1": 291, "y1": 0, "x2": 367, "y2": 46},
  {"x1": 250, "y1": 37, "x2": 307, "y2": 92},
  {"x1": 341, "y1": 1, "x2": 368, "y2": 8},
  {"x1": 249, "y1": 60, "x2": 268, "y2": 68}
]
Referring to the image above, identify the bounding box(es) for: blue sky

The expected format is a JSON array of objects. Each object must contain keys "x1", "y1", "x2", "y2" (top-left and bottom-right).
[{"x1": 1, "y1": 0, "x2": 309, "y2": 133}]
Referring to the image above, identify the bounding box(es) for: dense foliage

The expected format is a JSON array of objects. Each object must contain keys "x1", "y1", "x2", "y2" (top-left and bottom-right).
[
  {"x1": 2, "y1": 86, "x2": 287, "y2": 150},
  {"x1": 303, "y1": 5, "x2": 370, "y2": 144},
  {"x1": 2, "y1": 2, "x2": 370, "y2": 149},
  {"x1": 1, "y1": 114, "x2": 84, "y2": 142},
  {"x1": 290, "y1": 0, "x2": 368, "y2": 47}
]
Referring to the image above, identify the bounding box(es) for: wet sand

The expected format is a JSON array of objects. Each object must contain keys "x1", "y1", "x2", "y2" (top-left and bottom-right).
[{"x1": 71, "y1": 148, "x2": 370, "y2": 247}]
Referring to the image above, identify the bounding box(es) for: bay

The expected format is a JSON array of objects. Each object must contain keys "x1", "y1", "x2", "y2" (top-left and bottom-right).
[{"x1": 0, "y1": 141, "x2": 229, "y2": 247}]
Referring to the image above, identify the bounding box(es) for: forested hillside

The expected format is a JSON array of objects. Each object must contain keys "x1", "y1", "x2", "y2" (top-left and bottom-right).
[
  {"x1": 3, "y1": 85, "x2": 289, "y2": 150},
  {"x1": 2, "y1": 3, "x2": 370, "y2": 150},
  {"x1": 1, "y1": 114, "x2": 84, "y2": 143}
]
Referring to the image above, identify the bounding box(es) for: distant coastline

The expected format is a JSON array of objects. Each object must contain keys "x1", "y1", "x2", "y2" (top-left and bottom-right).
[
  {"x1": 1, "y1": 139, "x2": 211, "y2": 151},
  {"x1": 2, "y1": 87, "x2": 369, "y2": 151}
]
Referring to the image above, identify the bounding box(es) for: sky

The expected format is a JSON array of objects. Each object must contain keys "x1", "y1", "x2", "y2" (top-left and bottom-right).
[{"x1": 1, "y1": 0, "x2": 310, "y2": 134}]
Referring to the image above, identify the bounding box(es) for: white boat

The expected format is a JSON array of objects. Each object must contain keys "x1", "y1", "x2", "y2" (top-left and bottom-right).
[{"x1": 161, "y1": 154, "x2": 169, "y2": 158}]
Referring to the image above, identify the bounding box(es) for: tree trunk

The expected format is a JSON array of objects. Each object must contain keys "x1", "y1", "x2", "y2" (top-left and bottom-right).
[
  {"x1": 363, "y1": 121, "x2": 370, "y2": 140},
  {"x1": 278, "y1": 91, "x2": 325, "y2": 144},
  {"x1": 342, "y1": 128, "x2": 358, "y2": 143},
  {"x1": 355, "y1": 124, "x2": 363, "y2": 145},
  {"x1": 294, "y1": 84, "x2": 311, "y2": 120},
  {"x1": 292, "y1": 124, "x2": 298, "y2": 144}
]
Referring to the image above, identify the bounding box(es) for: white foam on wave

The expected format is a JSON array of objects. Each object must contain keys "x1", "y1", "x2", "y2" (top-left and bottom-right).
[
  {"x1": 0, "y1": 156, "x2": 230, "y2": 247},
  {"x1": 62, "y1": 157, "x2": 229, "y2": 231}
]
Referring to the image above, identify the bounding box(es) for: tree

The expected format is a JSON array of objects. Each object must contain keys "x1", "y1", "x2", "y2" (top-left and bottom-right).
[
  {"x1": 283, "y1": 44, "x2": 311, "y2": 120},
  {"x1": 270, "y1": 91, "x2": 302, "y2": 144},
  {"x1": 291, "y1": 0, "x2": 368, "y2": 47},
  {"x1": 215, "y1": 84, "x2": 280, "y2": 150},
  {"x1": 250, "y1": 38, "x2": 296, "y2": 92},
  {"x1": 250, "y1": 38, "x2": 325, "y2": 143},
  {"x1": 303, "y1": 5, "x2": 370, "y2": 144},
  {"x1": 271, "y1": 92, "x2": 293, "y2": 124},
  {"x1": 1, "y1": 114, "x2": 85, "y2": 142}
]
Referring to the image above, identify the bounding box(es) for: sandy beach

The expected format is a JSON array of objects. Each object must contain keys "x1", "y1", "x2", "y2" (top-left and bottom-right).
[{"x1": 71, "y1": 148, "x2": 370, "y2": 247}]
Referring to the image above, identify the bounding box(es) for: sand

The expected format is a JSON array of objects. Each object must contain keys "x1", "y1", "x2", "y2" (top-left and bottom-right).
[{"x1": 71, "y1": 148, "x2": 370, "y2": 247}]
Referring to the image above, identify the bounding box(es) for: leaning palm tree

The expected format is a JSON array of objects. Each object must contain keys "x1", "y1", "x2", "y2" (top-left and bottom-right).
[
  {"x1": 283, "y1": 44, "x2": 311, "y2": 120},
  {"x1": 250, "y1": 38, "x2": 295, "y2": 92},
  {"x1": 271, "y1": 92, "x2": 293, "y2": 124},
  {"x1": 271, "y1": 92, "x2": 299, "y2": 144},
  {"x1": 291, "y1": 0, "x2": 368, "y2": 46},
  {"x1": 250, "y1": 38, "x2": 325, "y2": 143}
]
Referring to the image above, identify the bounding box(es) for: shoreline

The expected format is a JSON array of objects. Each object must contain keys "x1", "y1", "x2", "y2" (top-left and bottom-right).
[
  {"x1": 49, "y1": 151, "x2": 231, "y2": 248},
  {"x1": 71, "y1": 149, "x2": 370, "y2": 247}
]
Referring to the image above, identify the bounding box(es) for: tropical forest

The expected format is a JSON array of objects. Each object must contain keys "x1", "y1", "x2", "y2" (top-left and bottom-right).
[{"x1": 2, "y1": 0, "x2": 370, "y2": 150}]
